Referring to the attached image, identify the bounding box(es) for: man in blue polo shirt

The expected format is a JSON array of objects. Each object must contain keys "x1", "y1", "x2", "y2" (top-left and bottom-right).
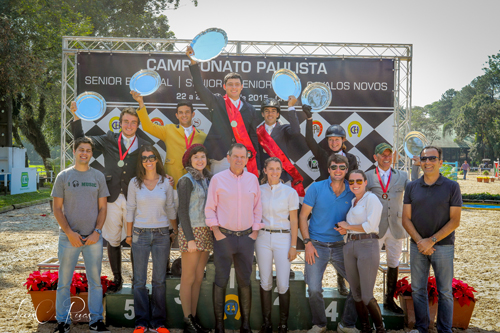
[
  {"x1": 403, "y1": 146, "x2": 462, "y2": 333},
  {"x1": 299, "y1": 154, "x2": 357, "y2": 333}
]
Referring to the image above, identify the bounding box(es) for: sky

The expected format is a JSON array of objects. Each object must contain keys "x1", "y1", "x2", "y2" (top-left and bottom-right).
[{"x1": 164, "y1": 0, "x2": 500, "y2": 107}]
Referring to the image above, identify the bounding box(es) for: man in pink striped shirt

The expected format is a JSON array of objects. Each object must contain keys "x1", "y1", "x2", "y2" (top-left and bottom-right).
[{"x1": 205, "y1": 143, "x2": 263, "y2": 333}]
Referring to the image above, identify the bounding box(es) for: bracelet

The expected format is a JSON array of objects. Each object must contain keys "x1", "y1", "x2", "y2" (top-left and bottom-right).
[
  {"x1": 126, "y1": 235, "x2": 132, "y2": 238},
  {"x1": 291, "y1": 245, "x2": 297, "y2": 249}
]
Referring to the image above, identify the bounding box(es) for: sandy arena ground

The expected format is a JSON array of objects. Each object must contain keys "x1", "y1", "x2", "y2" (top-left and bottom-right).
[{"x1": 0, "y1": 173, "x2": 499, "y2": 332}]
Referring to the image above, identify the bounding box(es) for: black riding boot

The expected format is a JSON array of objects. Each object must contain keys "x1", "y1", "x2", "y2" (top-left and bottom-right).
[
  {"x1": 355, "y1": 301, "x2": 372, "y2": 333},
  {"x1": 238, "y1": 285, "x2": 252, "y2": 333},
  {"x1": 278, "y1": 289, "x2": 290, "y2": 333},
  {"x1": 384, "y1": 267, "x2": 403, "y2": 314},
  {"x1": 337, "y1": 272, "x2": 349, "y2": 296},
  {"x1": 259, "y1": 286, "x2": 273, "y2": 333},
  {"x1": 213, "y1": 284, "x2": 226, "y2": 333},
  {"x1": 184, "y1": 315, "x2": 198, "y2": 333},
  {"x1": 366, "y1": 298, "x2": 385, "y2": 333},
  {"x1": 193, "y1": 315, "x2": 210, "y2": 333},
  {"x1": 106, "y1": 243, "x2": 123, "y2": 293}
]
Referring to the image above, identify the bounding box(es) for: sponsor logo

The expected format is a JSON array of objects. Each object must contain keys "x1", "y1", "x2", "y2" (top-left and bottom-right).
[
  {"x1": 109, "y1": 116, "x2": 121, "y2": 133},
  {"x1": 192, "y1": 118, "x2": 201, "y2": 127},
  {"x1": 151, "y1": 117, "x2": 164, "y2": 126},
  {"x1": 21, "y1": 172, "x2": 29, "y2": 187},
  {"x1": 224, "y1": 294, "x2": 241, "y2": 320},
  {"x1": 307, "y1": 156, "x2": 319, "y2": 172},
  {"x1": 312, "y1": 120, "x2": 323, "y2": 137},
  {"x1": 72, "y1": 180, "x2": 80, "y2": 188},
  {"x1": 348, "y1": 121, "x2": 362, "y2": 137}
]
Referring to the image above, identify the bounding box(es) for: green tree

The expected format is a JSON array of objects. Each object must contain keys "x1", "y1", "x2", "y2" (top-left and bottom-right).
[
  {"x1": 0, "y1": 0, "x2": 196, "y2": 171},
  {"x1": 454, "y1": 94, "x2": 500, "y2": 161},
  {"x1": 428, "y1": 89, "x2": 457, "y2": 124},
  {"x1": 411, "y1": 106, "x2": 441, "y2": 144}
]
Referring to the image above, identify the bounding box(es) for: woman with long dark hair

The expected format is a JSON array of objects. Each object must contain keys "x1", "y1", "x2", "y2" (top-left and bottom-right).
[
  {"x1": 177, "y1": 144, "x2": 213, "y2": 333},
  {"x1": 335, "y1": 170, "x2": 384, "y2": 333},
  {"x1": 125, "y1": 145, "x2": 177, "y2": 333},
  {"x1": 256, "y1": 157, "x2": 299, "y2": 333}
]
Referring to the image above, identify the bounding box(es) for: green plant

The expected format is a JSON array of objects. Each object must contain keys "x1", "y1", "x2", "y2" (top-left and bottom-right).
[
  {"x1": 482, "y1": 170, "x2": 490, "y2": 175},
  {"x1": 458, "y1": 170, "x2": 464, "y2": 175},
  {"x1": 43, "y1": 182, "x2": 53, "y2": 189},
  {"x1": 462, "y1": 193, "x2": 500, "y2": 201}
]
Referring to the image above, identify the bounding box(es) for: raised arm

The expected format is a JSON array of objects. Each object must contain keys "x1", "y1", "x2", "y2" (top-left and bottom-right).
[
  {"x1": 303, "y1": 105, "x2": 326, "y2": 160},
  {"x1": 285, "y1": 96, "x2": 300, "y2": 136},
  {"x1": 187, "y1": 46, "x2": 218, "y2": 110},
  {"x1": 70, "y1": 101, "x2": 105, "y2": 152},
  {"x1": 131, "y1": 91, "x2": 168, "y2": 142}
]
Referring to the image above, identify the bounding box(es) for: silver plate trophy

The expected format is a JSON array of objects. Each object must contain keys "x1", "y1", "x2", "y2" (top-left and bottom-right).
[
  {"x1": 271, "y1": 69, "x2": 302, "y2": 101},
  {"x1": 190, "y1": 28, "x2": 228, "y2": 62},
  {"x1": 75, "y1": 92, "x2": 106, "y2": 121},
  {"x1": 129, "y1": 69, "x2": 161, "y2": 96},
  {"x1": 404, "y1": 131, "x2": 428, "y2": 158},
  {"x1": 301, "y1": 82, "x2": 332, "y2": 112}
]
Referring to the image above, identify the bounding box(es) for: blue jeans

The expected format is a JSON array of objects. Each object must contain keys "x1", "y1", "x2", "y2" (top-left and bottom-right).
[
  {"x1": 463, "y1": 170, "x2": 467, "y2": 180},
  {"x1": 132, "y1": 227, "x2": 170, "y2": 328},
  {"x1": 410, "y1": 242, "x2": 454, "y2": 333},
  {"x1": 56, "y1": 232, "x2": 103, "y2": 325},
  {"x1": 304, "y1": 240, "x2": 357, "y2": 328}
]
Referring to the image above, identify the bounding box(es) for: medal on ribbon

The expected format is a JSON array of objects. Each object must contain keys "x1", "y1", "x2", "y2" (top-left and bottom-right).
[
  {"x1": 117, "y1": 133, "x2": 136, "y2": 168},
  {"x1": 376, "y1": 168, "x2": 391, "y2": 200}
]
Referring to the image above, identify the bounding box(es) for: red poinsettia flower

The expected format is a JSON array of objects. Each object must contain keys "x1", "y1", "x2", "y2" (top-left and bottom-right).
[
  {"x1": 394, "y1": 275, "x2": 440, "y2": 303},
  {"x1": 394, "y1": 276, "x2": 412, "y2": 298},
  {"x1": 427, "y1": 276, "x2": 439, "y2": 305},
  {"x1": 26, "y1": 271, "x2": 118, "y2": 295},
  {"x1": 452, "y1": 278, "x2": 476, "y2": 307}
]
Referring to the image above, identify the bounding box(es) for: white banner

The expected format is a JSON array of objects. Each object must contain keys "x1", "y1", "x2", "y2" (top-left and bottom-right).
[{"x1": 11, "y1": 168, "x2": 37, "y2": 195}]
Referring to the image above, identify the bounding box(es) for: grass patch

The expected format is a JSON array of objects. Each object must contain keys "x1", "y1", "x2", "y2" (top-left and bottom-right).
[{"x1": 0, "y1": 188, "x2": 52, "y2": 208}]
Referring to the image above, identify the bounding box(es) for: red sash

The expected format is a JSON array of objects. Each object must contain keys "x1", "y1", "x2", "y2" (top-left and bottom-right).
[
  {"x1": 223, "y1": 95, "x2": 258, "y2": 177},
  {"x1": 256, "y1": 124, "x2": 305, "y2": 197}
]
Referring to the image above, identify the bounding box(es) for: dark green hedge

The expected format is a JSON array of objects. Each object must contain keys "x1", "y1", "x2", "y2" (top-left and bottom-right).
[{"x1": 462, "y1": 193, "x2": 500, "y2": 202}]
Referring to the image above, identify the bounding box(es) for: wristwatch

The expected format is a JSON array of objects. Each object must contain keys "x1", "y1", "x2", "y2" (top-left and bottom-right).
[
  {"x1": 303, "y1": 238, "x2": 311, "y2": 245},
  {"x1": 431, "y1": 237, "x2": 437, "y2": 243},
  {"x1": 94, "y1": 228, "x2": 102, "y2": 235}
]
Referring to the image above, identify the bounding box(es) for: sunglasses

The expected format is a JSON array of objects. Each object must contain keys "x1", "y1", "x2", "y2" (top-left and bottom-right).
[
  {"x1": 348, "y1": 179, "x2": 364, "y2": 185},
  {"x1": 329, "y1": 165, "x2": 347, "y2": 171},
  {"x1": 420, "y1": 156, "x2": 439, "y2": 162},
  {"x1": 141, "y1": 154, "x2": 157, "y2": 163}
]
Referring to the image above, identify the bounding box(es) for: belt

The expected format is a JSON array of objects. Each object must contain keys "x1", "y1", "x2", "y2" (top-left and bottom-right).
[
  {"x1": 219, "y1": 227, "x2": 253, "y2": 236},
  {"x1": 263, "y1": 229, "x2": 290, "y2": 233},
  {"x1": 347, "y1": 233, "x2": 379, "y2": 241},
  {"x1": 312, "y1": 239, "x2": 344, "y2": 248}
]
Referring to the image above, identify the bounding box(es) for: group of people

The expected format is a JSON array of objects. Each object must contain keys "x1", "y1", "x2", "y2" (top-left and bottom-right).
[{"x1": 50, "y1": 46, "x2": 463, "y2": 333}]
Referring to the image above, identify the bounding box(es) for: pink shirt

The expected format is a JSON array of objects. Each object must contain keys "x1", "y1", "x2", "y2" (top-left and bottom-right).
[{"x1": 205, "y1": 169, "x2": 263, "y2": 231}]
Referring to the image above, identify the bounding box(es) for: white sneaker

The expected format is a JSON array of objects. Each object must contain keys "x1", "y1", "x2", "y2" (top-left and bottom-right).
[
  {"x1": 337, "y1": 323, "x2": 360, "y2": 333},
  {"x1": 308, "y1": 325, "x2": 327, "y2": 333},
  {"x1": 408, "y1": 330, "x2": 419, "y2": 333}
]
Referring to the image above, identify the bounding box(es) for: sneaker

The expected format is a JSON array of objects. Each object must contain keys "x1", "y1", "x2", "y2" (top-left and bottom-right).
[
  {"x1": 151, "y1": 328, "x2": 170, "y2": 333},
  {"x1": 53, "y1": 322, "x2": 70, "y2": 333},
  {"x1": 337, "y1": 323, "x2": 360, "y2": 333},
  {"x1": 408, "y1": 330, "x2": 419, "y2": 333},
  {"x1": 133, "y1": 327, "x2": 147, "y2": 333},
  {"x1": 89, "y1": 320, "x2": 110, "y2": 332},
  {"x1": 307, "y1": 325, "x2": 326, "y2": 333}
]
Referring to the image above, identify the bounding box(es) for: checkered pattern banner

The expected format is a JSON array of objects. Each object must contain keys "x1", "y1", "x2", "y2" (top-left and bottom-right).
[{"x1": 78, "y1": 54, "x2": 395, "y2": 189}]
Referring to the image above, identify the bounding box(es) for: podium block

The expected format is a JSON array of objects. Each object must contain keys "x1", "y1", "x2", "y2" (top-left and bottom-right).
[{"x1": 104, "y1": 258, "x2": 404, "y2": 330}]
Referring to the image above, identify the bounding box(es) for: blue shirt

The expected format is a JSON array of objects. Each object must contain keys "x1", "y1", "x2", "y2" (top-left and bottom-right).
[{"x1": 304, "y1": 177, "x2": 355, "y2": 243}]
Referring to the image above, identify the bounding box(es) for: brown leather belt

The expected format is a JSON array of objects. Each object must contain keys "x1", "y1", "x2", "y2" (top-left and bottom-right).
[{"x1": 347, "y1": 233, "x2": 379, "y2": 241}]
